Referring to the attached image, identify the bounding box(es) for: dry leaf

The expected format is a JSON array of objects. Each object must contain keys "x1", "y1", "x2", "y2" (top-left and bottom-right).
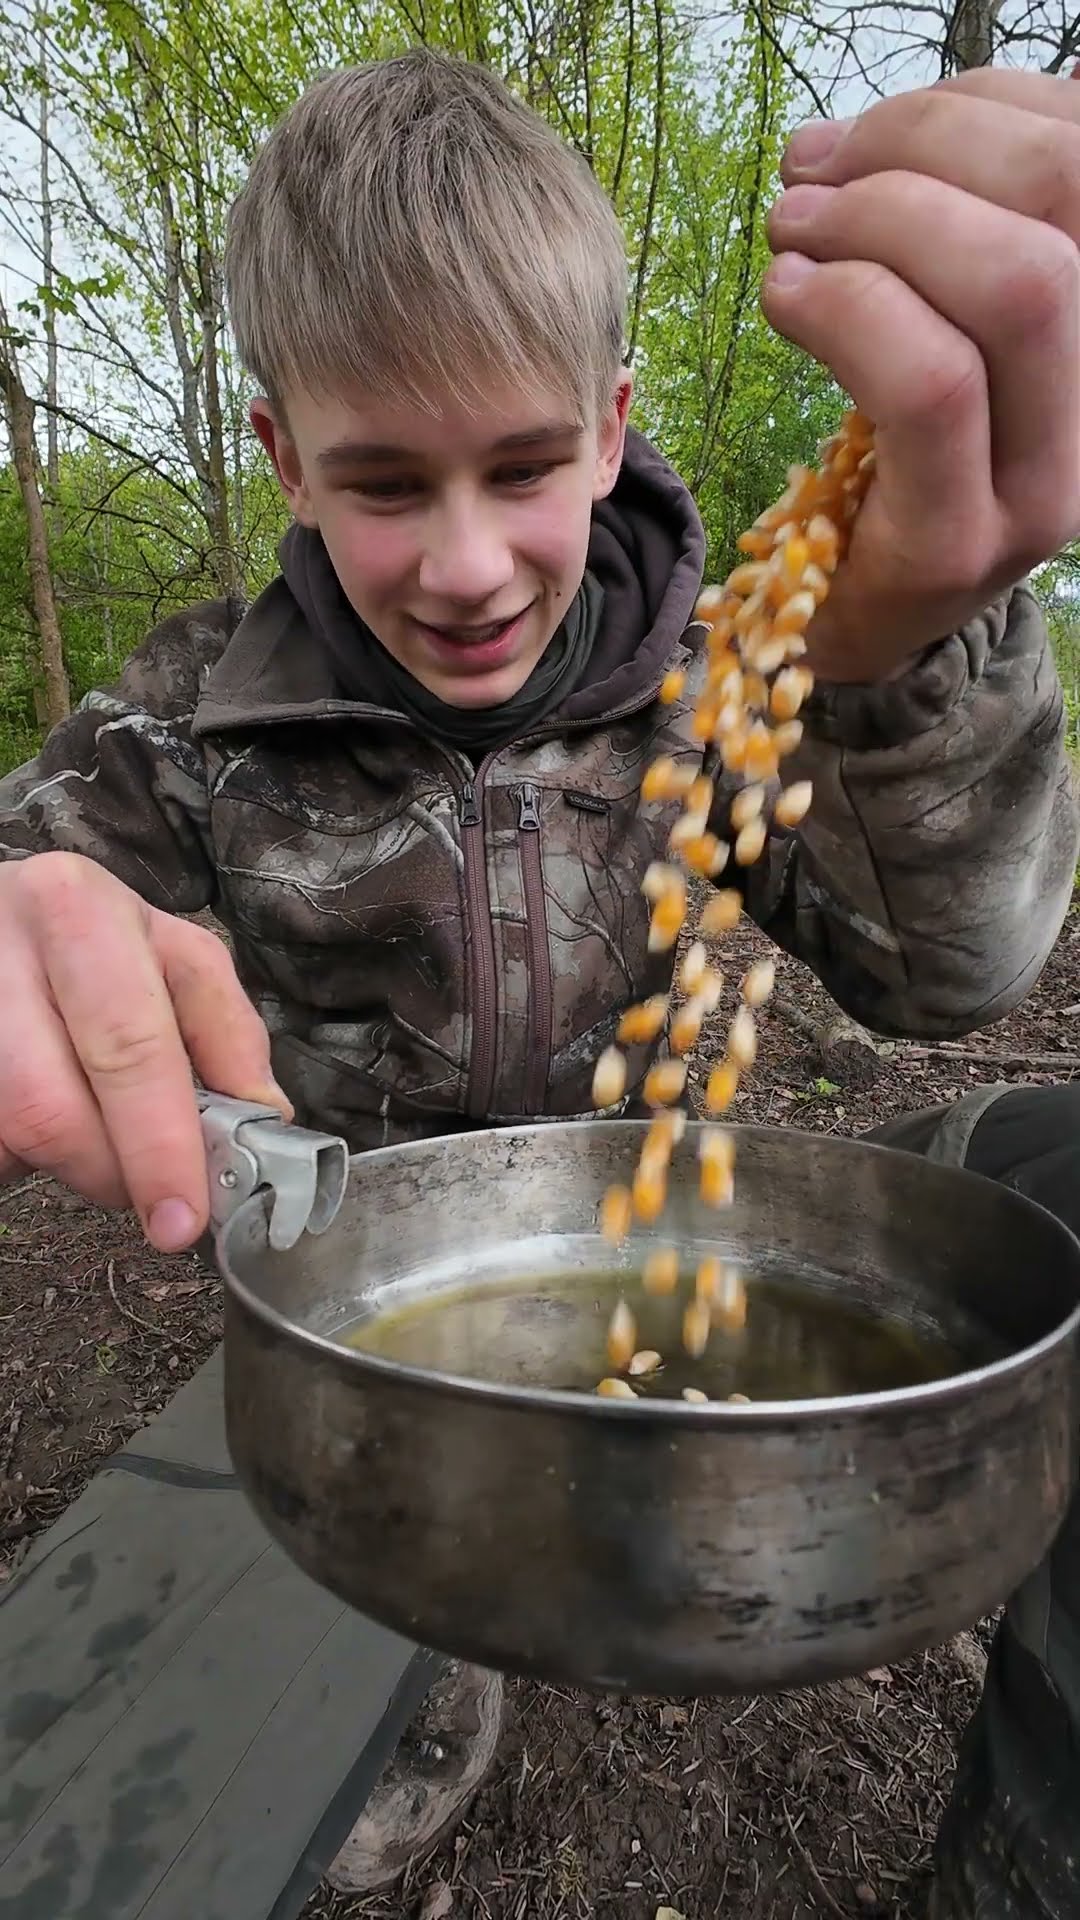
[
  {"x1": 656, "y1": 1908, "x2": 688, "y2": 1920},
  {"x1": 143, "y1": 1279, "x2": 214, "y2": 1301},
  {"x1": 420, "y1": 1882, "x2": 454, "y2": 1920},
  {"x1": 865, "y1": 1665, "x2": 893, "y2": 1686}
]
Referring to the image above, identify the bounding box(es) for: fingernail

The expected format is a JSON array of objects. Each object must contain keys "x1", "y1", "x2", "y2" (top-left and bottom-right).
[
  {"x1": 786, "y1": 118, "x2": 850, "y2": 174},
  {"x1": 148, "y1": 1197, "x2": 199, "y2": 1251},
  {"x1": 774, "y1": 183, "x2": 835, "y2": 224},
  {"x1": 766, "y1": 253, "x2": 819, "y2": 294}
]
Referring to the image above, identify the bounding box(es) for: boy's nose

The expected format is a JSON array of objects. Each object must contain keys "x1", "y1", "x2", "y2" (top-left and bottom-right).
[{"x1": 418, "y1": 508, "x2": 516, "y2": 604}]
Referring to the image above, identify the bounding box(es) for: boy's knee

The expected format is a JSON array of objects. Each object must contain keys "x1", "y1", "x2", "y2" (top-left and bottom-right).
[{"x1": 867, "y1": 1084, "x2": 1080, "y2": 1239}]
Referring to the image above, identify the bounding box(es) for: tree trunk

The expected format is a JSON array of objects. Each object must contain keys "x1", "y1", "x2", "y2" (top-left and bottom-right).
[{"x1": 0, "y1": 305, "x2": 71, "y2": 728}]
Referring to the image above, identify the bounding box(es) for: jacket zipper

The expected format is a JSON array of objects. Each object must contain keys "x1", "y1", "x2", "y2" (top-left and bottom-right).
[
  {"x1": 458, "y1": 756, "x2": 499, "y2": 1119},
  {"x1": 513, "y1": 782, "x2": 552, "y2": 1113}
]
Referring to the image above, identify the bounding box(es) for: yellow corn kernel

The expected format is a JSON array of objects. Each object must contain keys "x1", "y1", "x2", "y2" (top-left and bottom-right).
[
  {"x1": 700, "y1": 1124, "x2": 735, "y2": 1172},
  {"x1": 700, "y1": 889, "x2": 742, "y2": 936},
  {"x1": 597, "y1": 1376, "x2": 637, "y2": 1399},
  {"x1": 780, "y1": 533, "x2": 811, "y2": 590},
  {"x1": 807, "y1": 514, "x2": 840, "y2": 570},
  {"x1": 697, "y1": 968, "x2": 725, "y2": 1012},
  {"x1": 730, "y1": 783, "x2": 765, "y2": 831},
  {"x1": 642, "y1": 861, "x2": 683, "y2": 903},
  {"x1": 714, "y1": 1266, "x2": 748, "y2": 1333},
  {"x1": 691, "y1": 701, "x2": 721, "y2": 743},
  {"x1": 734, "y1": 589, "x2": 768, "y2": 637},
  {"x1": 742, "y1": 671, "x2": 769, "y2": 711},
  {"x1": 682, "y1": 1386, "x2": 709, "y2": 1404},
  {"x1": 743, "y1": 726, "x2": 780, "y2": 784},
  {"x1": 659, "y1": 669, "x2": 686, "y2": 704},
  {"x1": 735, "y1": 528, "x2": 774, "y2": 558},
  {"x1": 668, "y1": 810, "x2": 710, "y2": 851},
  {"x1": 649, "y1": 892, "x2": 687, "y2": 952},
  {"x1": 770, "y1": 667, "x2": 809, "y2": 722},
  {"x1": 742, "y1": 958, "x2": 776, "y2": 1008},
  {"x1": 727, "y1": 1390, "x2": 751, "y2": 1404},
  {"x1": 618, "y1": 995, "x2": 669, "y2": 1045},
  {"x1": 670, "y1": 1002, "x2": 703, "y2": 1056},
  {"x1": 680, "y1": 940, "x2": 708, "y2": 994},
  {"x1": 773, "y1": 719, "x2": 804, "y2": 757},
  {"x1": 720, "y1": 728, "x2": 749, "y2": 774},
  {"x1": 642, "y1": 1247, "x2": 679, "y2": 1296},
  {"x1": 644, "y1": 1058, "x2": 688, "y2": 1106},
  {"x1": 773, "y1": 590, "x2": 817, "y2": 638},
  {"x1": 644, "y1": 1109, "x2": 686, "y2": 1162},
  {"x1": 629, "y1": 1348, "x2": 662, "y2": 1376},
  {"x1": 592, "y1": 1045, "x2": 627, "y2": 1109},
  {"x1": 600, "y1": 1184, "x2": 633, "y2": 1244},
  {"x1": 687, "y1": 774, "x2": 715, "y2": 815},
  {"x1": 607, "y1": 1299, "x2": 637, "y2": 1370},
  {"x1": 632, "y1": 1162, "x2": 666, "y2": 1223},
  {"x1": 734, "y1": 817, "x2": 768, "y2": 866},
  {"x1": 706, "y1": 1059, "x2": 739, "y2": 1114},
  {"x1": 696, "y1": 1255, "x2": 723, "y2": 1302},
  {"x1": 683, "y1": 1297, "x2": 711, "y2": 1359},
  {"x1": 695, "y1": 584, "x2": 728, "y2": 619},
  {"x1": 700, "y1": 1155, "x2": 734, "y2": 1208},
  {"x1": 641, "y1": 758, "x2": 695, "y2": 804},
  {"x1": 804, "y1": 562, "x2": 830, "y2": 604},
  {"x1": 726, "y1": 561, "x2": 767, "y2": 597},
  {"x1": 681, "y1": 832, "x2": 729, "y2": 878},
  {"x1": 774, "y1": 780, "x2": 813, "y2": 828},
  {"x1": 728, "y1": 1005, "x2": 758, "y2": 1070}
]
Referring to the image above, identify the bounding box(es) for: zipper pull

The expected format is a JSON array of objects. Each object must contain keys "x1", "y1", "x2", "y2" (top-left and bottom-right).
[
  {"x1": 459, "y1": 781, "x2": 480, "y2": 827},
  {"x1": 516, "y1": 782, "x2": 541, "y2": 831}
]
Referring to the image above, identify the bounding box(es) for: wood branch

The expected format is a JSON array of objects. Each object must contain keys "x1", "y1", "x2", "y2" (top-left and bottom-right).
[
  {"x1": 768, "y1": 992, "x2": 883, "y2": 1089},
  {"x1": 0, "y1": 296, "x2": 70, "y2": 728},
  {"x1": 903, "y1": 1045, "x2": 1080, "y2": 1071}
]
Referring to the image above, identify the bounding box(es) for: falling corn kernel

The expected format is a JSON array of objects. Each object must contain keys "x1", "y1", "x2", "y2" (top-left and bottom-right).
[
  {"x1": 618, "y1": 995, "x2": 670, "y2": 1045},
  {"x1": 696, "y1": 1255, "x2": 723, "y2": 1303},
  {"x1": 697, "y1": 968, "x2": 724, "y2": 1012},
  {"x1": 701, "y1": 1156, "x2": 733, "y2": 1207},
  {"x1": 775, "y1": 780, "x2": 813, "y2": 828},
  {"x1": 597, "y1": 1376, "x2": 637, "y2": 1399},
  {"x1": 735, "y1": 817, "x2": 767, "y2": 866},
  {"x1": 683, "y1": 1298, "x2": 711, "y2": 1358},
  {"x1": 670, "y1": 1002, "x2": 703, "y2": 1055},
  {"x1": 700, "y1": 890, "x2": 742, "y2": 936},
  {"x1": 715, "y1": 1267, "x2": 748, "y2": 1333},
  {"x1": 730, "y1": 784, "x2": 765, "y2": 831},
  {"x1": 728, "y1": 1005, "x2": 758, "y2": 1070},
  {"x1": 680, "y1": 940, "x2": 708, "y2": 993},
  {"x1": 770, "y1": 667, "x2": 809, "y2": 722},
  {"x1": 659, "y1": 669, "x2": 686, "y2": 704},
  {"x1": 669, "y1": 809, "x2": 710, "y2": 851},
  {"x1": 642, "y1": 861, "x2": 683, "y2": 903},
  {"x1": 629, "y1": 1348, "x2": 662, "y2": 1376},
  {"x1": 706, "y1": 1059, "x2": 739, "y2": 1114},
  {"x1": 600, "y1": 1185, "x2": 633, "y2": 1244},
  {"x1": 632, "y1": 1162, "x2": 666, "y2": 1222},
  {"x1": 701, "y1": 1124, "x2": 735, "y2": 1170},
  {"x1": 649, "y1": 893, "x2": 687, "y2": 953},
  {"x1": 773, "y1": 719, "x2": 804, "y2": 757},
  {"x1": 607, "y1": 1299, "x2": 637, "y2": 1370},
  {"x1": 742, "y1": 959, "x2": 776, "y2": 1008},
  {"x1": 682, "y1": 1386, "x2": 710, "y2": 1404},
  {"x1": 687, "y1": 775, "x2": 714, "y2": 814},
  {"x1": 643, "y1": 1247, "x2": 679, "y2": 1295},
  {"x1": 644, "y1": 1058, "x2": 687, "y2": 1106},
  {"x1": 592, "y1": 1045, "x2": 627, "y2": 1109}
]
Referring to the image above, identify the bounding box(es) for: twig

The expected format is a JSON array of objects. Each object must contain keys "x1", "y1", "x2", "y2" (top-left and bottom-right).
[
  {"x1": 783, "y1": 1801, "x2": 847, "y2": 1919},
  {"x1": 903, "y1": 1046, "x2": 1080, "y2": 1071},
  {"x1": 104, "y1": 1259, "x2": 172, "y2": 1336},
  {"x1": 0, "y1": 1408, "x2": 22, "y2": 1482}
]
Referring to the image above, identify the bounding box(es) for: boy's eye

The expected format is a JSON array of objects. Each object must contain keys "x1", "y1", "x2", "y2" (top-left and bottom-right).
[
  {"x1": 496, "y1": 461, "x2": 557, "y2": 489},
  {"x1": 351, "y1": 476, "x2": 420, "y2": 502}
]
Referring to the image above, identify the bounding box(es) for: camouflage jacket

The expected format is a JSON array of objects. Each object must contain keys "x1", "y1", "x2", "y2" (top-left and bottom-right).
[{"x1": 0, "y1": 432, "x2": 1076, "y2": 1152}]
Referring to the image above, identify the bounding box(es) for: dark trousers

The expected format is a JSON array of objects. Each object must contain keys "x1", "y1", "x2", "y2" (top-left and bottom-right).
[{"x1": 868, "y1": 1085, "x2": 1080, "y2": 1920}]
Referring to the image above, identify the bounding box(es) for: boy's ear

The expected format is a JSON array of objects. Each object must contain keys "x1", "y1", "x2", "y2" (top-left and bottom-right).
[
  {"x1": 250, "y1": 398, "x2": 319, "y2": 528},
  {"x1": 593, "y1": 370, "x2": 633, "y2": 502}
]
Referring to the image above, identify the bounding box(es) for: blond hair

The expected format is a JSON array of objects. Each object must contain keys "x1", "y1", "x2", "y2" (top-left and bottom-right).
[{"x1": 225, "y1": 48, "x2": 628, "y2": 418}]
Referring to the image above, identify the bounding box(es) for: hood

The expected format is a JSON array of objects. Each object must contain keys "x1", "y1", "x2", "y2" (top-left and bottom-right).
[{"x1": 193, "y1": 425, "x2": 705, "y2": 736}]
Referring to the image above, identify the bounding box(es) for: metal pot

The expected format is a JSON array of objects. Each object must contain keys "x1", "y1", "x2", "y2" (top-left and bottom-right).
[{"x1": 203, "y1": 1096, "x2": 1080, "y2": 1696}]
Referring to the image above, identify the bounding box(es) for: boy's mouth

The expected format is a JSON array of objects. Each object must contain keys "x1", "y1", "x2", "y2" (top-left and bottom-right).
[{"x1": 414, "y1": 606, "x2": 532, "y2": 675}]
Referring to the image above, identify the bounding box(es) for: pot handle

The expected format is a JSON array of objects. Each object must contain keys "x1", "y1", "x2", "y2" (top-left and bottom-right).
[{"x1": 196, "y1": 1090, "x2": 349, "y2": 1253}]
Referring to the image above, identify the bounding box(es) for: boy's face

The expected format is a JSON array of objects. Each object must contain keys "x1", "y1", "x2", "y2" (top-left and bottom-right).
[{"x1": 252, "y1": 375, "x2": 632, "y2": 709}]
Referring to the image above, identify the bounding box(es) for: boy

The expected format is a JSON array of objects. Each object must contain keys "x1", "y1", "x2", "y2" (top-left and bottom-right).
[{"x1": 0, "y1": 49, "x2": 1078, "y2": 1917}]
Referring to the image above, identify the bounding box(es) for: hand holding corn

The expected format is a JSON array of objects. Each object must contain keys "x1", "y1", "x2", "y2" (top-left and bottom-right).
[{"x1": 762, "y1": 69, "x2": 1080, "y2": 685}]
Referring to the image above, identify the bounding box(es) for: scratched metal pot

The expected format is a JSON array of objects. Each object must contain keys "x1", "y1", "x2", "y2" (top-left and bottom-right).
[{"x1": 205, "y1": 1102, "x2": 1080, "y2": 1696}]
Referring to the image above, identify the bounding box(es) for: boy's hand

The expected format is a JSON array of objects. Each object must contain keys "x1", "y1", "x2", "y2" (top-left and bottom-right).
[
  {"x1": 763, "y1": 69, "x2": 1080, "y2": 683},
  {"x1": 0, "y1": 854, "x2": 291, "y2": 1251}
]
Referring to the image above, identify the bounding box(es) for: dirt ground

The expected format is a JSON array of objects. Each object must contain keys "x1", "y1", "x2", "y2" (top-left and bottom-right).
[{"x1": 3, "y1": 894, "x2": 1079, "y2": 1920}]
